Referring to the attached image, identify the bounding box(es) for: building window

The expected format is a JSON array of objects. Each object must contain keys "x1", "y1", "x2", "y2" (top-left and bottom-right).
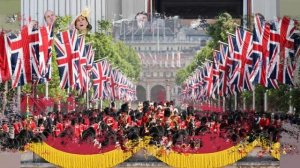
[
  {"x1": 159, "y1": 72, "x2": 163, "y2": 77},
  {"x1": 153, "y1": 72, "x2": 157, "y2": 77}
]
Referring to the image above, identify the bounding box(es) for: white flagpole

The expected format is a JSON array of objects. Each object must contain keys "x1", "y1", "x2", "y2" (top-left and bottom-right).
[
  {"x1": 86, "y1": 75, "x2": 89, "y2": 110},
  {"x1": 289, "y1": 87, "x2": 293, "y2": 113},
  {"x1": 223, "y1": 96, "x2": 226, "y2": 112},
  {"x1": 264, "y1": 90, "x2": 268, "y2": 112},
  {"x1": 252, "y1": 87, "x2": 255, "y2": 111},
  {"x1": 17, "y1": 86, "x2": 21, "y2": 113},
  {"x1": 243, "y1": 96, "x2": 246, "y2": 111},
  {"x1": 234, "y1": 93, "x2": 237, "y2": 111},
  {"x1": 218, "y1": 94, "x2": 220, "y2": 108},
  {"x1": 45, "y1": 81, "x2": 49, "y2": 99},
  {"x1": 100, "y1": 99, "x2": 103, "y2": 111}
]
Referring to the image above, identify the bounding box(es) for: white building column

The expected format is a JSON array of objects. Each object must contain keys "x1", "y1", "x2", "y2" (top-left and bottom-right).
[
  {"x1": 146, "y1": 84, "x2": 150, "y2": 100},
  {"x1": 166, "y1": 84, "x2": 170, "y2": 101}
]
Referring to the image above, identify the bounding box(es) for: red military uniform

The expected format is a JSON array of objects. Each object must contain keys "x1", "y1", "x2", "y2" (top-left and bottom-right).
[
  {"x1": 74, "y1": 124, "x2": 81, "y2": 138},
  {"x1": 55, "y1": 122, "x2": 64, "y2": 137},
  {"x1": 13, "y1": 122, "x2": 21, "y2": 134},
  {"x1": 2, "y1": 123, "x2": 8, "y2": 133}
]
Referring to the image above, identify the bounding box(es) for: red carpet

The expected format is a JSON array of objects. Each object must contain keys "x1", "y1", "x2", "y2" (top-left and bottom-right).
[
  {"x1": 45, "y1": 136, "x2": 116, "y2": 155},
  {"x1": 44, "y1": 133, "x2": 234, "y2": 154}
]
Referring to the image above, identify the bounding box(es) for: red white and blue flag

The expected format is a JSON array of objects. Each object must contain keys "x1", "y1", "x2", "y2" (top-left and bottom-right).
[
  {"x1": 232, "y1": 27, "x2": 253, "y2": 91},
  {"x1": 37, "y1": 24, "x2": 54, "y2": 83},
  {"x1": 6, "y1": 25, "x2": 40, "y2": 87},
  {"x1": 218, "y1": 42, "x2": 231, "y2": 97},
  {"x1": 268, "y1": 16, "x2": 297, "y2": 85},
  {"x1": 91, "y1": 60, "x2": 112, "y2": 100},
  {"x1": 250, "y1": 14, "x2": 279, "y2": 89},
  {"x1": 55, "y1": 29, "x2": 79, "y2": 89},
  {"x1": 74, "y1": 35, "x2": 87, "y2": 93},
  {"x1": 227, "y1": 34, "x2": 240, "y2": 94}
]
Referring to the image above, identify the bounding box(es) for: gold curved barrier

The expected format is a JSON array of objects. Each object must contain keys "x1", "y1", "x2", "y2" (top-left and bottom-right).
[
  {"x1": 144, "y1": 140, "x2": 280, "y2": 168},
  {"x1": 28, "y1": 138, "x2": 280, "y2": 168},
  {"x1": 27, "y1": 141, "x2": 143, "y2": 168}
]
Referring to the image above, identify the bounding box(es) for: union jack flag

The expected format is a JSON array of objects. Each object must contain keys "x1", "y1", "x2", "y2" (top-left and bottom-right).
[
  {"x1": 91, "y1": 60, "x2": 112, "y2": 100},
  {"x1": 119, "y1": 74, "x2": 129, "y2": 101},
  {"x1": 6, "y1": 25, "x2": 39, "y2": 87},
  {"x1": 37, "y1": 24, "x2": 54, "y2": 83},
  {"x1": 250, "y1": 14, "x2": 279, "y2": 89},
  {"x1": 227, "y1": 34, "x2": 240, "y2": 94},
  {"x1": 232, "y1": 27, "x2": 253, "y2": 91},
  {"x1": 84, "y1": 44, "x2": 94, "y2": 70},
  {"x1": 212, "y1": 51, "x2": 220, "y2": 99},
  {"x1": 110, "y1": 68, "x2": 121, "y2": 100},
  {"x1": 55, "y1": 29, "x2": 79, "y2": 89},
  {"x1": 74, "y1": 35, "x2": 87, "y2": 93},
  {"x1": 218, "y1": 42, "x2": 231, "y2": 97},
  {"x1": 203, "y1": 60, "x2": 213, "y2": 98},
  {"x1": 268, "y1": 16, "x2": 296, "y2": 85},
  {"x1": 195, "y1": 67, "x2": 205, "y2": 100}
]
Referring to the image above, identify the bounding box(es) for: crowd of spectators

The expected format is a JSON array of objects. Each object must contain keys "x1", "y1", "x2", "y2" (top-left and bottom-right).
[{"x1": 0, "y1": 101, "x2": 295, "y2": 153}]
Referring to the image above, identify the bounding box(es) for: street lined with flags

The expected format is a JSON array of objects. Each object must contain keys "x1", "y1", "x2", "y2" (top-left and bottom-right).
[
  {"x1": 0, "y1": 23, "x2": 136, "y2": 102},
  {"x1": 182, "y1": 14, "x2": 300, "y2": 102}
]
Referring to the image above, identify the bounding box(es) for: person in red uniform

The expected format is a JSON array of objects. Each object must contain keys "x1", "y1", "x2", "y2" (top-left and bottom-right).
[
  {"x1": 13, "y1": 119, "x2": 21, "y2": 135},
  {"x1": 55, "y1": 119, "x2": 64, "y2": 137},
  {"x1": 1, "y1": 120, "x2": 9, "y2": 133}
]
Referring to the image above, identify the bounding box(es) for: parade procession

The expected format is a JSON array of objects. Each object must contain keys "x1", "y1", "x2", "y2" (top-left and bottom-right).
[{"x1": 1, "y1": 0, "x2": 300, "y2": 168}]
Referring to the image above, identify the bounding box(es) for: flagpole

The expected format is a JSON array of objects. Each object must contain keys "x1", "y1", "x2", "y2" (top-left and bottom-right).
[
  {"x1": 17, "y1": 86, "x2": 21, "y2": 113},
  {"x1": 243, "y1": 95, "x2": 246, "y2": 111},
  {"x1": 264, "y1": 90, "x2": 268, "y2": 112},
  {"x1": 234, "y1": 93, "x2": 237, "y2": 111},
  {"x1": 218, "y1": 94, "x2": 220, "y2": 108},
  {"x1": 100, "y1": 99, "x2": 103, "y2": 111},
  {"x1": 289, "y1": 87, "x2": 293, "y2": 113},
  {"x1": 223, "y1": 96, "x2": 226, "y2": 112},
  {"x1": 252, "y1": 86, "x2": 256, "y2": 112},
  {"x1": 45, "y1": 81, "x2": 49, "y2": 99},
  {"x1": 86, "y1": 75, "x2": 89, "y2": 110},
  {"x1": 93, "y1": 57, "x2": 108, "y2": 63}
]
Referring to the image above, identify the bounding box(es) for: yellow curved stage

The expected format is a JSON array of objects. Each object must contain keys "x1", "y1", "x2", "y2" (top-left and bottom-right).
[{"x1": 28, "y1": 139, "x2": 280, "y2": 168}]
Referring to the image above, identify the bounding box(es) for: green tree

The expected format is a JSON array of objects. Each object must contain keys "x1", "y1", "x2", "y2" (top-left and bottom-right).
[{"x1": 175, "y1": 12, "x2": 235, "y2": 85}]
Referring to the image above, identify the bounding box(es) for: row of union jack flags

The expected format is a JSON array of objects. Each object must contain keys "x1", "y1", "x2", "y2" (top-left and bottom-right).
[
  {"x1": 0, "y1": 25, "x2": 136, "y2": 101},
  {"x1": 90, "y1": 59, "x2": 137, "y2": 101},
  {"x1": 55, "y1": 29, "x2": 136, "y2": 101},
  {"x1": 181, "y1": 14, "x2": 300, "y2": 101}
]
